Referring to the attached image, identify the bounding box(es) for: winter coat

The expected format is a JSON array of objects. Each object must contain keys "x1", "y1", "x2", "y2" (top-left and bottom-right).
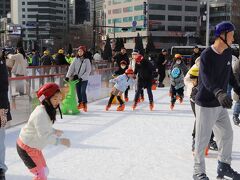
[
  {"x1": 114, "y1": 66, "x2": 128, "y2": 76},
  {"x1": 55, "y1": 54, "x2": 69, "y2": 65},
  {"x1": 191, "y1": 52, "x2": 201, "y2": 67},
  {"x1": 134, "y1": 59, "x2": 154, "y2": 87},
  {"x1": 31, "y1": 54, "x2": 40, "y2": 66},
  {"x1": 231, "y1": 55, "x2": 240, "y2": 101},
  {"x1": 19, "y1": 105, "x2": 59, "y2": 150},
  {"x1": 0, "y1": 57, "x2": 12, "y2": 123},
  {"x1": 10, "y1": 53, "x2": 28, "y2": 76},
  {"x1": 113, "y1": 53, "x2": 130, "y2": 68},
  {"x1": 169, "y1": 71, "x2": 185, "y2": 90},
  {"x1": 109, "y1": 74, "x2": 135, "y2": 92},
  {"x1": 170, "y1": 61, "x2": 188, "y2": 76},
  {"x1": 155, "y1": 53, "x2": 167, "y2": 70},
  {"x1": 41, "y1": 55, "x2": 53, "y2": 65},
  {"x1": 66, "y1": 57, "x2": 92, "y2": 81}
]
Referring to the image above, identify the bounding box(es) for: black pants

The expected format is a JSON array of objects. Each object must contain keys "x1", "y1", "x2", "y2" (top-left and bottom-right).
[
  {"x1": 108, "y1": 94, "x2": 124, "y2": 105},
  {"x1": 170, "y1": 85, "x2": 184, "y2": 104},
  {"x1": 134, "y1": 83, "x2": 153, "y2": 103},
  {"x1": 158, "y1": 68, "x2": 166, "y2": 83},
  {"x1": 124, "y1": 86, "x2": 130, "y2": 98}
]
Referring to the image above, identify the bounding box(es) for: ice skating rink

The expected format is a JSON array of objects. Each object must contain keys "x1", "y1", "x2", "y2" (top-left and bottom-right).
[{"x1": 5, "y1": 88, "x2": 240, "y2": 180}]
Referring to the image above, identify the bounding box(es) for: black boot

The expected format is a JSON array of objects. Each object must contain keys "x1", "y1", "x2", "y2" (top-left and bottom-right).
[
  {"x1": 209, "y1": 139, "x2": 218, "y2": 151},
  {"x1": 192, "y1": 137, "x2": 195, "y2": 152},
  {"x1": 233, "y1": 115, "x2": 240, "y2": 126},
  {"x1": 193, "y1": 173, "x2": 209, "y2": 180},
  {"x1": 217, "y1": 161, "x2": 240, "y2": 179},
  {"x1": 0, "y1": 169, "x2": 5, "y2": 180}
]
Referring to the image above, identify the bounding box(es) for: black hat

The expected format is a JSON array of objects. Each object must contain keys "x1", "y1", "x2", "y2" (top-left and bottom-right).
[{"x1": 194, "y1": 46, "x2": 199, "y2": 49}]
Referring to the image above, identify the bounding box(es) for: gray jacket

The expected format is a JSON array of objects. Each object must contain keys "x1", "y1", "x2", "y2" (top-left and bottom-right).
[{"x1": 66, "y1": 57, "x2": 91, "y2": 81}]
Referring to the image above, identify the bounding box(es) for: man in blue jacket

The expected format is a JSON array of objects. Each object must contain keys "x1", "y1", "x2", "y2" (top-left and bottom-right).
[{"x1": 193, "y1": 21, "x2": 240, "y2": 180}]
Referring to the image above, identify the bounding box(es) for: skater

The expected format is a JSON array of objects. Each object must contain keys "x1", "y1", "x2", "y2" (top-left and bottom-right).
[
  {"x1": 130, "y1": 50, "x2": 144, "y2": 103},
  {"x1": 65, "y1": 46, "x2": 92, "y2": 112},
  {"x1": 168, "y1": 54, "x2": 188, "y2": 110},
  {"x1": 193, "y1": 21, "x2": 240, "y2": 180},
  {"x1": 169, "y1": 67, "x2": 184, "y2": 110},
  {"x1": 113, "y1": 47, "x2": 129, "y2": 69},
  {"x1": 106, "y1": 68, "x2": 135, "y2": 111},
  {"x1": 191, "y1": 46, "x2": 201, "y2": 67},
  {"x1": 155, "y1": 49, "x2": 168, "y2": 87},
  {"x1": 186, "y1": 66, "x2": 218, "y2": 153},
  {"x1": 113, "y1": 60, "x2": 130, "y2": 102},
  {"x1": 231, "y1": 54, "x2": 240, "y2": 126},
  {"x1": 132, "y1": 54, "x2": 154, "y2": 111},
  {"x1": 0, "y1": 49, "x2": 12, "y2": 180},
  {"x1": 16, "y1": 82, "x2": 71, "y2": 180}
]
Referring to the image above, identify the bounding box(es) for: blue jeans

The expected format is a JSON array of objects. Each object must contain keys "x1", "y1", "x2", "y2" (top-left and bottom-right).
[
  {"x1": 0, "y1": 128, "x2": 7, "y2": 172},
  {"x1": 233, "y1": 101, "x2": 240, "y2": 117},
  {"x1": 227, "y1": 84, "x2": 232, "y2": 98},
  {"x1": 76, "y1": 80, "x2": 88, "y2": 103}
]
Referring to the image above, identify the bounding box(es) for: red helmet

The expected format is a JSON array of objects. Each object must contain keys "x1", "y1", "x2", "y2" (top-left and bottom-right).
[
  {"x1": 37, "y1": 83, "x2": 60, "y2": 103},
  {"x1": 78, "y1": 46, "x2": 87, "y2": 53},
  {"x1": 135, "y1": 54, "x2": 143, "y2": 63},
  {"x1": 125, "y1": 68, "x2": 134, "y2": 74}
]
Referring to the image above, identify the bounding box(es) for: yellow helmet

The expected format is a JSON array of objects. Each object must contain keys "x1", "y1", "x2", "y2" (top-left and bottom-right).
[
  {"x1": 43, "y1": 50, "x2": 49, "y2": 55},
  {"x1": 174, "y1": 54, "x2": 182, "y2": 59},
  {"x1": 58, "y1": 49, "x2": 64, "y2": 54},
  {"x1": 189, "y1": 66, "x2": 199, "y2": 77}
]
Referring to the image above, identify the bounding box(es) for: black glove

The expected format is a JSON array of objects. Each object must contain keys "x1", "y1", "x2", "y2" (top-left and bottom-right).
[
  {"x1": 79, "y1": 78, "x2": 83, "y2": 82},
  {"x1": 73, "y1": 75, "x2": 79, "y2": 80},
  {"x1": 65, "y1": 77, "x2": 69, "y2": 82},
  {"x1": 215, "y1": 90, "x2": 233, "y2": 109}
]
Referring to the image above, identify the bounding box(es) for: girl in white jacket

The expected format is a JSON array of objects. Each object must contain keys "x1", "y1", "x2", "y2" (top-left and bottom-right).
[
  {"x1": 106, "y1": 68, "x2": 135, "y2": 111},
  {"x1": 16, "y1": 83, "x2": 71, "y2": 180}
]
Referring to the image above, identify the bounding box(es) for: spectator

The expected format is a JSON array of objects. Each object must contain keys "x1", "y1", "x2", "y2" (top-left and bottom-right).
[
  {"x1": 0, "y1": 49, "x2": 12, "y2": 180},
  {"x1": 155, "y1": 49, "x2": 168, "y2": 87},
  {"x1": 113, "y1": 47, "x2": 129, "y2": 68},
  {"x1": 10, "y1": 47, "x2": 28, "y2": 95},
  {"x1": 191, "y1": 46, "x2": 201, "y2": 67}
]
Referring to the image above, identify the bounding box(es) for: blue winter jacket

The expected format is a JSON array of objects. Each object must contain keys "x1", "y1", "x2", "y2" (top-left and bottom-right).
[{"x1": 109, "y1": 74, "x2": 135, "y2": 92}]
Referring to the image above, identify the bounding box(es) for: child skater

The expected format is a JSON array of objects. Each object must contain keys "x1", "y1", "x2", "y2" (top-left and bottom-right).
[
  {"x1": 113, "y1": 60, "x2": 130, "y2": 102},
  {"x1": 16, "y1": 82, "x2": 71, "y2": 180},
  {"x1": 106, "y1": 68, "x2": 135, "y2": 111}
]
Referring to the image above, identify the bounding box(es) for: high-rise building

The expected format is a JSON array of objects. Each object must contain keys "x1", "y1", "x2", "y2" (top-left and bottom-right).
[
  {"x1": 72, "y1": 0, "x2": 91, "y2": 24},
  {"x1": 0, "y1": 0, "x2": 10, "y2": 18},
  {"x1": 104, "y1": 0, "x2": 200, "y2": 49},
  {"x1": 11, "y1": 0, "x2": 68, "y2": 50},
  {"x1": 200, "y1": 0, "x2": 240, "y2": 44}
]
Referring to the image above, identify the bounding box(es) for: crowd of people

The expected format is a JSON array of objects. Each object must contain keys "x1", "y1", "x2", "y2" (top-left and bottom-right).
[{"x1": 0, "y1": 21, "x2": 240, "y2": 180}]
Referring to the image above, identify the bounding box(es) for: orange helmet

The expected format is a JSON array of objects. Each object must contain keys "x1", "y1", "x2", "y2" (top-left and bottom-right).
[
  {"x1": 174, "y1": 54, "x2": 182, "y2": 59},
  {"x1": 125, "y1": 68, "x2": 134, "y2": 74}
]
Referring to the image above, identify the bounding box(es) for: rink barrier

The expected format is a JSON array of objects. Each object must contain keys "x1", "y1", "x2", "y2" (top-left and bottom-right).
[{"x1": 7, "y1": 65, "x2": 116, "y2": 127}]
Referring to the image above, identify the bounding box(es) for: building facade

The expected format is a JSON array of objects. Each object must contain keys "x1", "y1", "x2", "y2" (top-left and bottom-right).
[
  {"x1": 11, "y1": 0, "x2": 68, "y2": 51},
  {"x1": 72, "y1": 0, "x2": 91, "y2": 25},
  {"x1": 0, "y1": 0, "x2": 10, "y2": 18},
  {"x1": 200, "y1": 0, "x2": 240, "y2": 44},
  {"x1": 104, "y1": 0, "x2": 200, "y2": 50}
]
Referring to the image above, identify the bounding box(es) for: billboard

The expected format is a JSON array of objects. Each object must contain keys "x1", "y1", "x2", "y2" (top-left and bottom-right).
[{"x1": 7, "y1": 25, "x2": 22, "y2": 35}]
